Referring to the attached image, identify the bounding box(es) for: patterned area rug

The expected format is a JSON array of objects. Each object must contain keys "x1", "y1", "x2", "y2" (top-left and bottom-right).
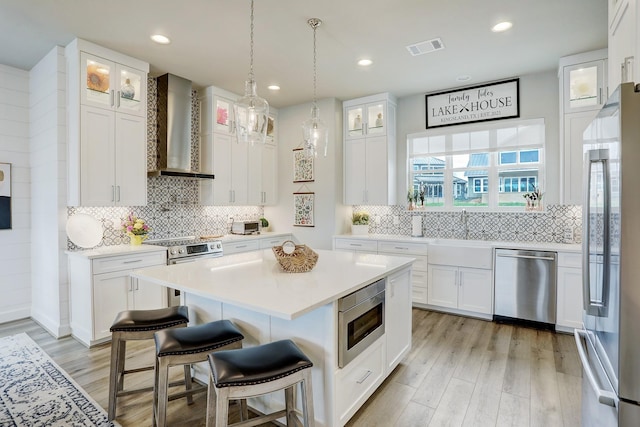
[{"x1": 0, "y1": 333, "x2": 119, "y2": 426}]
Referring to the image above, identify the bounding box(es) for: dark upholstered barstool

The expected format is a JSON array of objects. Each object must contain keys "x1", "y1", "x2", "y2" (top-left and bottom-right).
[
  {"x1": 206, "y1": 339, "x2": 315, "y2": 427},
  {"x1": 153, "y1": 320, "x2": 244, "y2": 427},
  {"x1": 108, "y1": 306, "x2": 190, "y2": 421}
]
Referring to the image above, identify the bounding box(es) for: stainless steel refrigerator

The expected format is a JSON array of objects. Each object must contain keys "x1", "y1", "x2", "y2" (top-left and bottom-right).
[{"x1": 575, "y1": 82, "x2": 640, "y2": 426}]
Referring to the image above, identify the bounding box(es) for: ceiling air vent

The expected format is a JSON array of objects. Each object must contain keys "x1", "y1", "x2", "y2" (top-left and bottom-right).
[{"x1": 406, "y1": 38, "x2": 445, "y2": 56}]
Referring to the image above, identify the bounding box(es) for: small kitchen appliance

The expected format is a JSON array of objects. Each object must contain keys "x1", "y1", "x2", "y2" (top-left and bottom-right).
[{"x1": 231, "y1": 220, "x2": 260, "y2": 235}]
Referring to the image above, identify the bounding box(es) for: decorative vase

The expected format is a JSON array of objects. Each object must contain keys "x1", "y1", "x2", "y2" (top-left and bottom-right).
[
  {"x1": 121, "y1": 78, "x2": 135, "y2": 100},
  {"x1": 351, "y1": 224, "x2": 369, "y2": 235},
  {"x1": 129, "y1": 234, "x2": 147, "y2": 245}
]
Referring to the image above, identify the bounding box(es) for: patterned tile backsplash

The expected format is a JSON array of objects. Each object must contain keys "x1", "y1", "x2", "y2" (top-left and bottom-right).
[{"x1": 352, "y1": 204, "x2": 583, "y2": 244}]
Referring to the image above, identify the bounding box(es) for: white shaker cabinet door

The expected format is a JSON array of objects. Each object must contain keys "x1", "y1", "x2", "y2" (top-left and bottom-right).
[
  {"x1": 80, "y1": 106, "x2": 116, "y2": 206},
  {"x1": 428, "y1": 265, "x2": 458, "y2": 309},
  {"x1": 458, "y1": 267, "x2": 493, "y2": 315},
  {"x1": 92, "y1": 271, "x2": 130, "y2": 341},
  {"x1": 114, "y1": 112, "x2": 147, "y2": 206}
]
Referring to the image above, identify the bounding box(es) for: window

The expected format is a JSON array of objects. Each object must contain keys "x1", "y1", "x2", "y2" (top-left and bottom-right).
[{"x1": 407, "y1": 118, "x2": 545, "y2": 210}]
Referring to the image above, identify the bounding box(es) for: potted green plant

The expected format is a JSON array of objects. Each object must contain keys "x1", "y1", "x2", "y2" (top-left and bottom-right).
[
  {"x1": 259, "y1": 217, "x2": 270, "y2": 232},
  {"x1": 351, "y1": 211, "x2": 370, "y2": 235}
]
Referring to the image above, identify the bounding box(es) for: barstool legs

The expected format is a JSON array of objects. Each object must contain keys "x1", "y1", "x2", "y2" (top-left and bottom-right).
[{"x1": 108, "y1": 333, "x2": 122, "y2": 420}]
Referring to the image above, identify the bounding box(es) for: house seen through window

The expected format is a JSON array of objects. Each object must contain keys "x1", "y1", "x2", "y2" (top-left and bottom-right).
[{"x1": 408, "y1": 118, "x2": 545, "y2": 209}]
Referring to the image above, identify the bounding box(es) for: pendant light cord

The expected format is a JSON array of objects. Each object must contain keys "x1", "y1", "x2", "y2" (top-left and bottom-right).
[
  {"x1": 312, "y1": 21, "x2": 317, "y2": 108},
  {"x1": 249, "y1": 0, "x2": 255, "y2": 81}
]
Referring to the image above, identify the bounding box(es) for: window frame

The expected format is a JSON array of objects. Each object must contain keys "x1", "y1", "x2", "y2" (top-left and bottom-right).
[{"x1": 407, "y1": 118, "x2": 545, "y2": 211}]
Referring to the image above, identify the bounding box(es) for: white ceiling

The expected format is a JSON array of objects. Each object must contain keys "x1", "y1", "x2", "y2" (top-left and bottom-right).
[{"x1": 0, "y1": 0, "x2": 607, "y2": 109}]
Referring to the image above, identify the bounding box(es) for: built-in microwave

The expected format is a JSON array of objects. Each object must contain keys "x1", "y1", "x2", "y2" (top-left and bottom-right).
[
  {"x1": 231, "y1": 220, "x2": 260, "y2": 235},
  {"x1": 338, "y1": 278, "x2": 385, "y2": 368}
]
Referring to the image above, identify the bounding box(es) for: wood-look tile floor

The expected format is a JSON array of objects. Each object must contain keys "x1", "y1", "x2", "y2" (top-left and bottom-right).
[
  {"x1": 0, "y1": 309, "x2": 582, "y2": 427},
  {"x1": 347, "y1": 309, "x2": 582, "y2": 427}
]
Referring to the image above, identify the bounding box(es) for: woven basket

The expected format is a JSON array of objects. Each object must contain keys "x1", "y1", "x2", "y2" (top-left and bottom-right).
[{"x1": 272, "y1": 240, "x2": 319, "y2": 273}]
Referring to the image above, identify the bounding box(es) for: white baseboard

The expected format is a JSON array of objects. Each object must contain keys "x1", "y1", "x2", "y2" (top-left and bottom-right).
[{"x1": 0, "y1": 307, "x2": 31, "y2": 324}]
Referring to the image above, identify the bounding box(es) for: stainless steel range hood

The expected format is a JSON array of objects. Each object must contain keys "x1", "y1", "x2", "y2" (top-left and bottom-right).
[{"x1": 148, "y1": 73, "x2": 215, "y2": 179}]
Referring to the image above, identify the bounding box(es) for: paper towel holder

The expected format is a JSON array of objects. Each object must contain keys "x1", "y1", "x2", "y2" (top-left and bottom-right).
[{"x1": 411, "y1": 215, "x2": 423, "y2": 237}]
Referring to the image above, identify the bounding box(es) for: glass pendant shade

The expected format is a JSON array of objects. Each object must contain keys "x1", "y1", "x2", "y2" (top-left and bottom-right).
[
  {"x1": 302, "y1": 105, "x2": 328, "y2": 157},
  {"x1": 234, "y1": 79, "x2": 269, "y2": 145}
]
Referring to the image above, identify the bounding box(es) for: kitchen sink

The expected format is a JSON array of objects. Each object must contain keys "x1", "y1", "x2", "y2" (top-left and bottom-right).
[{"x1": 428, "y1": 239, "x2": 493, "y2": 269}]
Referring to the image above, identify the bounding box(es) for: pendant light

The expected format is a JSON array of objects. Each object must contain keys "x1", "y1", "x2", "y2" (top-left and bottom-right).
[
  {"x1": 234, "y1": 0, "x2": 269, "y2": 145},
  {"x1": 302, "y1": 18, "x2": 328, "y2": 157}
]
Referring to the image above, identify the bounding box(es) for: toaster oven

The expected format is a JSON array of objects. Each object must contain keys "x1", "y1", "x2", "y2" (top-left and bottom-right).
[{"x1": 231, "y1": 220, "x2": 260, "y2": 235}]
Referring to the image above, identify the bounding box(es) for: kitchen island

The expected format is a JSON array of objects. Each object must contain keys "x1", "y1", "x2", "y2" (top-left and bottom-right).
[{"x1": 131, "y1": 248, "x2": 413, "y2": 427}]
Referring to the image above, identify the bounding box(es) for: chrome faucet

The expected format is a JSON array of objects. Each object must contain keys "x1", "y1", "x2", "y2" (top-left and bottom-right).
[{"x1": 460, "y1": 209, "x2": 469, "y2": 240}]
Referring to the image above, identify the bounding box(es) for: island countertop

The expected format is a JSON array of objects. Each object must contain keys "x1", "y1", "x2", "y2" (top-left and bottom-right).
[{"x1": 131, "y1": 248, "x2": 414, "y2": 320}]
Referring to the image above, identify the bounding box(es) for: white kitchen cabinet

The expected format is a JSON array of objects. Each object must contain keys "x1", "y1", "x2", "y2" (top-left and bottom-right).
[
  {"x1": 66, "y1": 39, "x2": 149, "y2": 207},
  {"x1": 608, "y1": 0, "x2": 638, "y2": 89},
  {"x1": 200, "y1": 86, "x2": 278, "y2": 206},
  {"x1": 68, "y1": 247, "x2": 168, "y2": 347},
  {"x1": 259, "y1": 234, "x2": 293, "y2": 249},
  {"x1": 377, "y1": 240, "x2": 429, "y2": 305},
  {"x1": 333, "y1": 237, "x2": 378, "y2": 254},
  {"x1": 385, "y1": 268, "x2": 412, "y2": 372},
  {"x1": 556, "y1": 251, "x2": 584, "y2": 331},
  {"x1": 558, "y1": 49, "x2": 608, "y2": 205},
  {"x1": 78, "y1": 106, "x2": 147, "y2": 206},
  {"x1": 248, "y1": 140, "x2": 277, "y2": 205},
  {"x1": 343, "y1": 93, "x2": 397, "y2": 205},
  {"x1": 80, "y1": 52, "x2": 147, "y2": 116},
  {"x1": 428, "y1": 265, "x2": 493, "y2": 316}
]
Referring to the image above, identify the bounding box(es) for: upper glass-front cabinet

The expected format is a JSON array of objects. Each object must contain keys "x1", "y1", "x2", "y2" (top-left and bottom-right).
[
  {"x1": 345, "y1": 102, "x2": 387, "y2": 139},
  {"x1": 563, "y1": 59, "x2": 607, "y2": 112},
  {"x1": 81, "y1": 52, "x2": 146, "y2": 116}
]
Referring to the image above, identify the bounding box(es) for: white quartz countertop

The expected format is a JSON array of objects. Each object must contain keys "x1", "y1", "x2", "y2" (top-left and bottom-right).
[
  {"x1": 334, "y1": 234, "x2": 582, "y2": 253},
  {"x1": 131, "y1": 249, "x2": 414, "y2": 320}
]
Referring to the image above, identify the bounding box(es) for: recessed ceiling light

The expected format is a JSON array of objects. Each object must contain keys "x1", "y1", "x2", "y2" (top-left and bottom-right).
[
  {"x1": 151, "y1": 34, "x2": 171, "y2": 44},
  {"x1": 456, "y1": 75, "x2": 471, "y2": 82},
  {"x1": 358, "y1": 59, "x2": 373, "y2": 66},
  {"x1": 491, "y1": 22, "x2": 513, "y2": 32},
  {"x1": 267, "y1": 85, "x2": 280, "y2": 91}
]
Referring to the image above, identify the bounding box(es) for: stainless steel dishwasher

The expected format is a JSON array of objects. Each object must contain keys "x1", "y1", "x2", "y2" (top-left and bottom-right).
[{"x1": 494, "y1": 248, "x2": 557, "y2": 328}]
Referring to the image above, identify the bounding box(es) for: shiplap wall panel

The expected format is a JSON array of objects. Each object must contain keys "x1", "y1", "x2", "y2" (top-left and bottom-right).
[
  {"x1": 0, "y1": 63, "x2": 30, "y2": 323},
  {"x1": 29, "y1": 46, "x2": 69, "y2": 336}
]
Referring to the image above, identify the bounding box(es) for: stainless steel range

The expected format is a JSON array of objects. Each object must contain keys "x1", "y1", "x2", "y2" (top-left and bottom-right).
[{"x1": 146, "y1": 237, "x2": 224, "y2": 305}]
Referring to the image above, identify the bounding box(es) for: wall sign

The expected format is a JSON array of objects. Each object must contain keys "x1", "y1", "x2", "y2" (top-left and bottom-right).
[
  {"x1": 293, "y1": 192, "x2": 314, "y2": 227},
  {"x1": 426, "y1": 78, "x2": 519, "y2": 128},
  {"x1": 293, "y1": 148, "x2": 314, "y2": 183}
]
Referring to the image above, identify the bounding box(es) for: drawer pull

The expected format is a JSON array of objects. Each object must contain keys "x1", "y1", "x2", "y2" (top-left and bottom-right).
[
  {"x1": 236, "y1": 245, "x2": 247, "y2": 248},
  {"x1": 394, "y1": 246, "x2": 408, "y2": 250},
  {"x1": 356, "y1": 370, "x2": 372, "y2": 384},
  {"x1": 123, "y1": 259, "x2": 143, "y2": 264},
  {"x1": 350, "y1": 243, "x2": 362, "y2": 247}
]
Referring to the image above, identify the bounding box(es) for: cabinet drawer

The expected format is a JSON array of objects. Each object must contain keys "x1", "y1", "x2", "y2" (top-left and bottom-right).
[
  {"x1": 558, "y1": 251, "x2": 581, "y2": 268},
  {"x1": 92, "y1": 251, "x2": 166, "y2": 274},
  {"x1": 259, "y1": 235, "x2": 292, "y2": 249},
  {"x1": 223, "y1": 240, "x2": 260, "y2": 254},
  {"x1": 412, "y1": 285, "x2": 428, "y2": 304},
  {"x1": 334, "y1": 239, "x2": 378, "y2": 253},
  {"x1": 335, "y1": 339, "x2": 384, "y2": 424},
  {"x1": 378, "y1": 241, "x2": 428, "y2": 255},
  {"x1": 412, "y1": 270, "x2": 428, "y2": 287}
]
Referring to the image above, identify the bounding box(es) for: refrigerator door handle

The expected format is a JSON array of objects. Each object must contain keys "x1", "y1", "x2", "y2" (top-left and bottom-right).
[
  {"x1": 574, "y1": 329, "x2": 617, "y2": 408},
  {"x1": 582, "y1": 149, "x2": 611, "y2": 317}
]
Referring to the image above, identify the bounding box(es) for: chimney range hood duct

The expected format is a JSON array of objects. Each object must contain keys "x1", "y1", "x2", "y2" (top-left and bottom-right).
[{"x1": 148, "y1": 73, "x2": 215, "y2": 179}]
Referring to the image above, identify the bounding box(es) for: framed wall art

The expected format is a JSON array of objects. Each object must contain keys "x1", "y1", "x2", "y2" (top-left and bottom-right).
[
  {"x1": 0, "y1": 163, "x2": 11, "y2": 230},
  {"x1": 293, "y1": 192, "x2": 314, "y2": 227},
  {"x1": 426, "y1": 78, "x2": 520, "y2": 128},
  {"x1": 293, "y1": 148, "x2": 314, "y2": 182}
]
